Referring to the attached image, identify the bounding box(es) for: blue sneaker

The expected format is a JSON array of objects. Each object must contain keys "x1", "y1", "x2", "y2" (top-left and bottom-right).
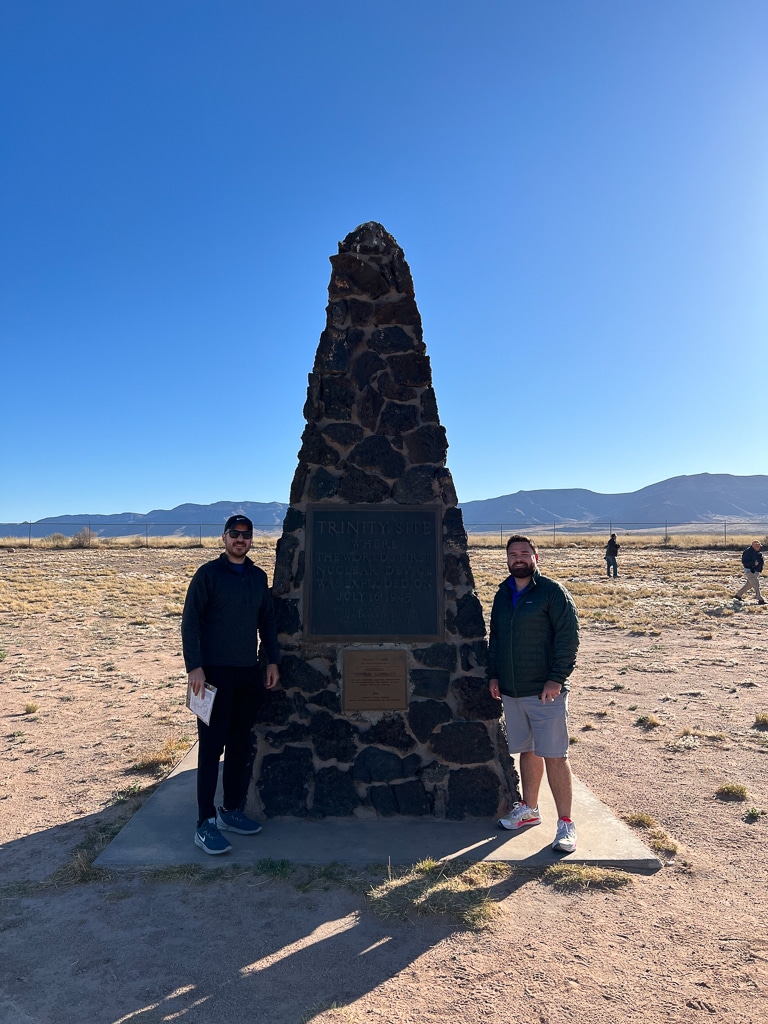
[
  {"x1": 216, "y1": 807, "x2": 263, "y2": 835},
  {"x1": 194, "y1": 818, "x2": 232, "y2": 855}
]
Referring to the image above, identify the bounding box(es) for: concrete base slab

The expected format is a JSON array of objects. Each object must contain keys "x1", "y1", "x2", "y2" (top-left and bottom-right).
[{"x1": 96, "y1": 745, "x2": 661, "y2": 873}]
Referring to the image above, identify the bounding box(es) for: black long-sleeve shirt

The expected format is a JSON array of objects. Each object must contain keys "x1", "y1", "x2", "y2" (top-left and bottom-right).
[{"x1": 181, "y1": 553, "x2": 281, "y2": 672}]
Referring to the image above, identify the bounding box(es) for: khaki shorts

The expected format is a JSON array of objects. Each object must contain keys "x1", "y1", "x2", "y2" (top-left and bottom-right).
[{"x1": 501, "y1": 693, "x2": 570, "y2": 759}]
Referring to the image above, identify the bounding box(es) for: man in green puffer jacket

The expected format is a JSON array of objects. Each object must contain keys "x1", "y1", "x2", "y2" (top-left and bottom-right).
[{"x1": 488, "y1": 535, "x2": 579, "y2": 853}]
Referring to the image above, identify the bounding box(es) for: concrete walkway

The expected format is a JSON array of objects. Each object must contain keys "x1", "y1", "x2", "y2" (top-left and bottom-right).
[{"x1": 96, "y1": 745, "x2": 661, "y2": 873}]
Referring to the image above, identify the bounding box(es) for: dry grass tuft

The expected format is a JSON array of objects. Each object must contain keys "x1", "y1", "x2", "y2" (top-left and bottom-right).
[
  {"x1": 624, "y1": 812, "x2": 654, "y2": 829},
  {"x1": 622, "y1": 813, "x2": 678, "y2": 857},
  {"x1": 47, "y1": 848, "x2": 113, "y2": 887},
  {"x1": 715, "y1": 782, "x2": 748, "y2": 801},
  {"x1": 635, "y1": 714, "x2": 661, "y2": 729},
  {"x1": 111, "y1": 782, "x2": 145, "y2": 802},
  {"x1": 669, "y1": 727, "x2": 727, "y2": 749},
  {"x1": 752, "y1": 712, "x2": 768, "y2": 731},
  {"x1": 366, "y1": 858, "x2": 514, "y2": 929},
  {"x1": 294, "y1": 861, "x2": 353, "y2": 893},
  {"x1": 649, "y1": 834, "x2": 679, "y2": 856},
  {"x1": 541, "y1": 864, "x2": 633, "y2": 891},
  {"x1": 254, "y1": 857, "x2": 294, "y2": 881},
  {"x1": 131, "y1": 736, "x2": 190, "y2": 775},
  {"x1": 45, "y1": 820, "x2": 125, "y2": 887}
]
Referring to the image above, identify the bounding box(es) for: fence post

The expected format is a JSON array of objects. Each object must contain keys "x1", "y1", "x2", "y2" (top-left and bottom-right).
[
  {"x1": 724, "y1": 520, "x2": 727, "y2": 545},
  {"x1": 28, "y1": 524, "x2": 32, "y2": 549},
  {"x1": 553, "y1": 521, "x2": 556, "y2": 546},
  {"x1": 88, "y1": 523, "x2": 92, "y2": 548},
  {"x1": 145, "y1": 524, "x2": 149, "y2": 549},
  {"x1": 664, "y1": 521, "x2": 668, "y2": 543},
  {"x1": 199, "y1": 525, "x2": 203, "y2": 548}
]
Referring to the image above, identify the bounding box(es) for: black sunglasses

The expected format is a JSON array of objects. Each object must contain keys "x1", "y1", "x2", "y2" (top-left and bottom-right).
[{"x1": 227, "y1": 529, "x2": 253, "y2": 539}]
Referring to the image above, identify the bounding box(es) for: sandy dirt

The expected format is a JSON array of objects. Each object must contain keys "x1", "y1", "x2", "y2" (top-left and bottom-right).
[{"x1": 1, "y1": 543, "x2": 767, "y2": 1024}]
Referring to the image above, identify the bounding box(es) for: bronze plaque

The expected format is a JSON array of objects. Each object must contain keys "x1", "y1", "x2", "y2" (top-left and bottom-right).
[
  {"x1": 305, "y1": 505, "x2": 443, "y2": 641},
  {"x1": 343, "y1": 649, "x2": 408, "y2": 711}
]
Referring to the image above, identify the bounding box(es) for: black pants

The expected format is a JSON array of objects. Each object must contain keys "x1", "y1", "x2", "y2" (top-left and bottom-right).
[{"x1": 196, "y1": 665, "x2": 265, "y2": 824}]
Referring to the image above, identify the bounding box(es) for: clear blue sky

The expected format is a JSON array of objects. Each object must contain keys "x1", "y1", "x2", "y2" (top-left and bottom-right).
[{"x1": 2, "y1": 1, "x2": 766, "y2": 522}]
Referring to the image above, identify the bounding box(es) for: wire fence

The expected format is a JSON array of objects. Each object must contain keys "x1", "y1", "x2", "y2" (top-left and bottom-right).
[
  {"x1": 3, "y1": 518, "x2": 768, "y2": 549},
  {"x1": 0, "y1": 522, "x2": 275, "y2": 548},
  {"x1": 465, "y1": 520, "x2": 768, "y2": 545}
]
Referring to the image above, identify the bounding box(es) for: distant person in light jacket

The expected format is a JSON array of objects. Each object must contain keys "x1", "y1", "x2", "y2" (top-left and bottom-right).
[
  {"x1": 735, "y1": 541, "x2": 765, "y2": 605},
  {"x1": 604, "y1": 533, "x2": 619, "y2": 578}
]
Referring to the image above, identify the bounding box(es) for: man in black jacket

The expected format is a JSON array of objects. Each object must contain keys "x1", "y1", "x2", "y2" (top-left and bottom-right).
[
  {"x1": 488, "y1": 535, "x2": 579, "y2": 853},
  {"x1": 182, "y1": 515, "x2": 280, "y2": 854},
  {"x1": 735, "y1": 541, "x2": 765, "y2": 605}
]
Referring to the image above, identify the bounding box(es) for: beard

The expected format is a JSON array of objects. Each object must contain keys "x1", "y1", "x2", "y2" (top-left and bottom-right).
[{"x1": 509, "y1": 563, "x2": 533, "y2": 578}]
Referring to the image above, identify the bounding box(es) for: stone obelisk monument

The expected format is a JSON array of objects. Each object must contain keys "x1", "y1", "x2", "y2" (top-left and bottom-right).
[{"x1": 250, "y1": 222, "x2": 519, "y2": 819}]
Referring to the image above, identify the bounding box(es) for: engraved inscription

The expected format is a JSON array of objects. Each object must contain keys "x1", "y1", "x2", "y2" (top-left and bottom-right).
[
  {"x1": 306, "y1": 506, "x2": 442, "y2": 639},
  {"x1": 343, "y1": 649, "x2": 408, "y2": 711}
]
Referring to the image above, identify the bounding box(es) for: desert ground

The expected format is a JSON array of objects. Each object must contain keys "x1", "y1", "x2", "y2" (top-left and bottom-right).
[{"x1": 1, "y1": 538, "x2": 767, "y2": 1024}]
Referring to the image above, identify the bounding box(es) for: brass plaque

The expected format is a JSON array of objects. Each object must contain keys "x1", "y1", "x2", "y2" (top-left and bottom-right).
[{"x1": 342, "y1": 649, "x2": 408, "y2": 712}]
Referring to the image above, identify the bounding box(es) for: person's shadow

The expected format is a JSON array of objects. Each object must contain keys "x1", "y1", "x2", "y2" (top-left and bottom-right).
[{"x1": 1, "y1": 816, "x2": 533, "y2": 1024}]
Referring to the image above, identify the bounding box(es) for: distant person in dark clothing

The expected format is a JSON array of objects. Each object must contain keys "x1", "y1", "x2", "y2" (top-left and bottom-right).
[
  {"x1": 735, "y1": 541, "x2": 765, "y2": 605},
  {"x1": 604, "y1": 533, "x2": 620, "y2": 578},
  {"x1": 182, "y1": 514, "x2": 281, "y2": 855}
]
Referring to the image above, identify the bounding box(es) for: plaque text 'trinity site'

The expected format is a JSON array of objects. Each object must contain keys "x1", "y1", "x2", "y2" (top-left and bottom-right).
[{"x1": 305, "y1": 505, "x2": 443, "y2": 640}]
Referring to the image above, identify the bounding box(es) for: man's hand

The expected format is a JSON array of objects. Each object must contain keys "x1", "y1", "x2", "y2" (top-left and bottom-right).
[
  {"x1": 489, "y1": 678, "x2": 501, "y2": 701},
  {"x1": 188, "y1": 667, "x2": 206, "y2": 698},
  {"x1": 540, "y1": 680, "x2": 562, "y2": 704},
  {"x1": 265, "y1": 663, "x2": 280, "y2": 690}
]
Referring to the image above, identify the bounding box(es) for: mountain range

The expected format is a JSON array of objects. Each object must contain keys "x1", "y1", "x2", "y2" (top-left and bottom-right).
[
  {"x1": 459, "y1": 474, "x2": 768, "y2": 527},
  {"x1": 4, "y1": 501, "x2": 288, "y2": 539},
  {"x1": 3, "y1": 475, "x2": 768, "y2": 538}
]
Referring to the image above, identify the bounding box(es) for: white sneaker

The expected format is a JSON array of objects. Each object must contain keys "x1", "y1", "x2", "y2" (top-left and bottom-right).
[
  {"x1": 552, "y1": 818, "x2": 577, "y2": 853},
  {"x1": 498, "y1": 802, "x2": 542, "y2": 830}
]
